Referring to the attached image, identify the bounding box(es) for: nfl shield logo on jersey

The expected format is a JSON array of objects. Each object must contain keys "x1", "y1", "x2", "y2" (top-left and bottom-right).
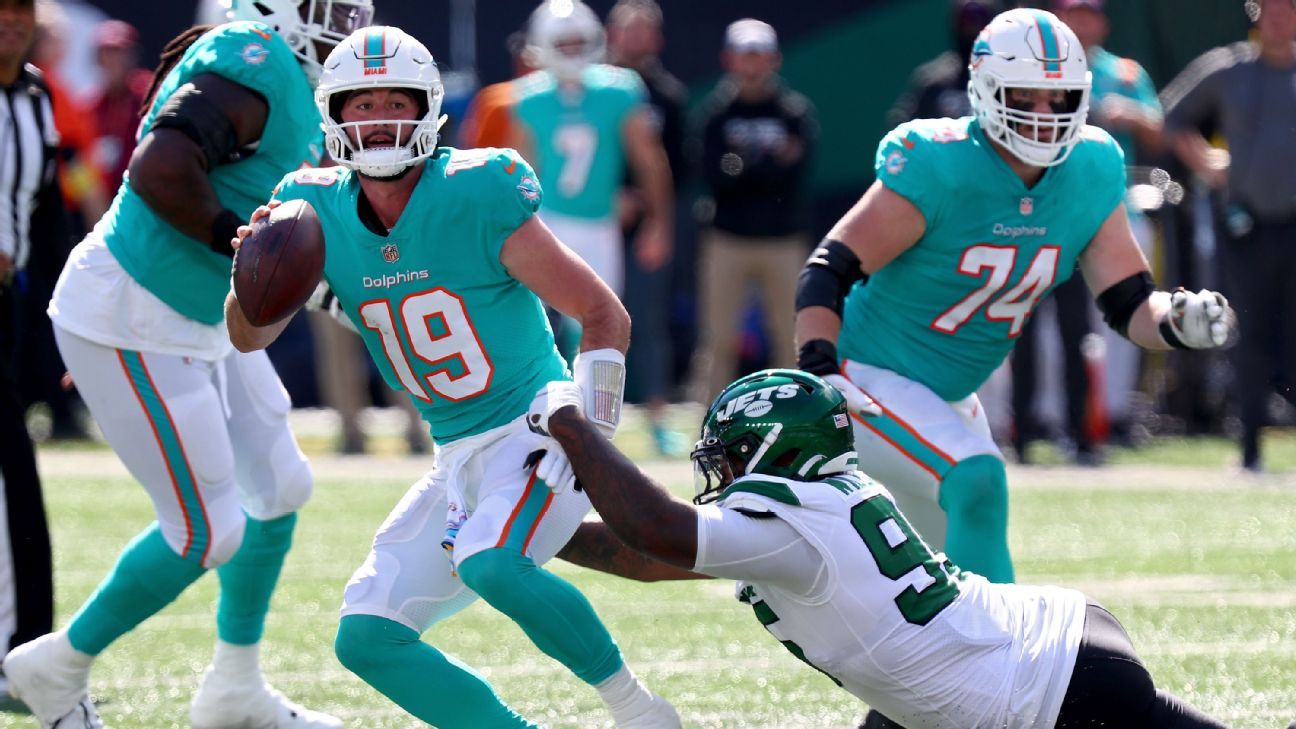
[
  {"x1": 1020, "y1": 197, "x2": 1034, "y2": 216},
  {"x1": 381, "y1": 244, "x2": 400, "y2": 263}
]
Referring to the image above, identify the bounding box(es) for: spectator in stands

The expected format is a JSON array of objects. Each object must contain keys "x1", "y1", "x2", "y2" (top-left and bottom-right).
[
  {"x1": 89, "y1": 19, "x2": 150, "y2": 192},
  {"x1": 456, "y1": 31, "x2": 532, "y2": 150},
  {"x1": 1163, "y1": 0, "x2": 1296, "y2": 473},
  {"x1": 885, "y1": 0, "x2": 1000, "y2": 127},
  {"x1": 608, "y1": 0, "x2": 689, "y2": 454},
  {"x1": 1057, "y1": 0, "x2": 1165, "y2": 447},
  {"x1": 690, "y1": 18, "x2": 817, "y2": 403}
]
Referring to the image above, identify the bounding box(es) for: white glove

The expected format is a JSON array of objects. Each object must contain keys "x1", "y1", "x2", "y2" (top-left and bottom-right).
[
  {"x1": 572, "y1": 348, "x2": 626, "y2": 439},
  {"x1": 1164, "y1": 288, "x2": 1233, "y2": 349},
  {"x1": 305, "y1": 281, "x2": 357, "y2": 333},
  {"x1": 526, "y1": 381, "x2": 584, "y2": 493},
  {"x1": 823, "y1": 374, "x2": 882, "y2": 418}
]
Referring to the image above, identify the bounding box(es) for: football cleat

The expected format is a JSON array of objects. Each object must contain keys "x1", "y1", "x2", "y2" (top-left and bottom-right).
[
  {"x1": 190, "y1": 667, "x2": 342, "y2": 729},
  {"x1": 614, "y1": 693, "x2": 682, "y2": 729},
  {"x1": 2, "y1": 632, "x2": 95, "y2": 726}
]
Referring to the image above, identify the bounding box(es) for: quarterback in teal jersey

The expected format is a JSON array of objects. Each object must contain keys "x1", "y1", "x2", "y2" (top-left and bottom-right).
[
  {"x1": 7, "y1": 2, "x2": 371, "y2": 727},
  {"x1": 510, "y1": 0, "x2": 673, "y2": 355},
  {"x1": 794, "y1": 9, "x2": 1234, "y2": 585},
  {"x1": 227, "y1": 27, "x2": 681, "y2": 729}
]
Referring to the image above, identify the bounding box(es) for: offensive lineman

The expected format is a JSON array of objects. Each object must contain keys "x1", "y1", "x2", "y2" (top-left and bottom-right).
[
  {"x1": 511, "y1": 0, "x2": 674, "y2": 360},
  {"x1": 793, "y1": 8, "x2": 1234, "y2": 583},
  {"x1": 4, "y1": 1, "x2": 372, "y2": 727},
  {"x1": 526, "y1": 368, "x2": 1229, "y2": 728},
  {"x1": 227, "y1": 27, "x2": 680, "y2": 729}
]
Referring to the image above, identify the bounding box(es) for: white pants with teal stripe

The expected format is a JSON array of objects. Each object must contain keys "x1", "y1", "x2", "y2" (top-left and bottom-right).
[
  {"x1": 53, "y1": 325, "x2": 313, "y2": 568},
  {"x1": 842, "y1": 360, "x2": 1003, "y2": 551},
  {"x1": 340, "y1": 416, "x2": 592, "y2": 634}
]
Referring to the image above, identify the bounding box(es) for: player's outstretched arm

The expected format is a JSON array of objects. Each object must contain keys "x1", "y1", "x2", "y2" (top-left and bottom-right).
[
  {"x1": 128, "y1": 73, "x2": 269, "y2": 256},
  {"x1": 502, "y1": 215, "x2": 630, "y2": 353},
  {"x1": 1081, "y1": 203, "x2": 1234, "y2": 351},
  {"x1": 558, "y1": 521, "x2": 711, "y2": 582},
  {"x1": 540, "y1": 403, "x2": 700, "y2": 570}
]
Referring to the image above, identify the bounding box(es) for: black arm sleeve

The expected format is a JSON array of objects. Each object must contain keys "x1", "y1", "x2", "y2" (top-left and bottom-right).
[
  {"x1": 1095, "y1": 271, "x2": 1155, "y2": 339},
  {"x1": 795, "y1": 239, "x2": 865, "y2": 315},
  {"x1": 148, "y1": 82, "x2": 250, "y2": 172}
]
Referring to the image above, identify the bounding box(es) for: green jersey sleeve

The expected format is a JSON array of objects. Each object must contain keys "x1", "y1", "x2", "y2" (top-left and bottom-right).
[
  {"x1": 874, "y1": 121, "x2": 949, "y2": 228},
  {"x1": 1074, "y1": 125, "x2": 1128, "y2": 228},
  {"x1": 451, "y1": 147, "x2": 543, "y2": 260}
]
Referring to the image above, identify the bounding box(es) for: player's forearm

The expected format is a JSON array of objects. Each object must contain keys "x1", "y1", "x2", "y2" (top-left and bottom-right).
[
  {"x1": 225, "y1": 292, "x2": 291, "y2": 352},
  {"x1": 795, "y1": 306, "x2": 842, "y2": 350},
  {"x1": 1125, "y1": 292, "x2": 1173, "y2": 350},
  {"x1": 574, "y1": 296, "x2": 631, "y2": 354},
  {"x1": 548, "y1": 407, "x2": 699, "y2": 568},
  {"x1": 128, "y1": 130, "x2": 229, "y2": 245},
  {"x1": 558, "y1": 522, "x2": 710, "y2": 582}
]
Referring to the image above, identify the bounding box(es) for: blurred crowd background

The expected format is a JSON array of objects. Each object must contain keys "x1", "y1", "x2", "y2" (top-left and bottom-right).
[{"x1": 12, "y1": 0, "x2": 1294, "y2": 470}]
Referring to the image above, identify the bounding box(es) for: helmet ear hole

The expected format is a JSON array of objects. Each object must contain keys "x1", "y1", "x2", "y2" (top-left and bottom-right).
[{"x1": 771, "y1": 448, "x2": 801, "y2": 470}]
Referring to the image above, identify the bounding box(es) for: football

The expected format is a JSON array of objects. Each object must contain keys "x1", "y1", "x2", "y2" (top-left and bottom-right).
[{"x1": 232, "y1": 198, "x2": 325, "y2": 327}]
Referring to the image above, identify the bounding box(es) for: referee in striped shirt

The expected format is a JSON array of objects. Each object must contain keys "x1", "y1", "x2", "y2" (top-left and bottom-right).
[{"x1": 0, "y1": 0, "x2": 62, "y2": 684}]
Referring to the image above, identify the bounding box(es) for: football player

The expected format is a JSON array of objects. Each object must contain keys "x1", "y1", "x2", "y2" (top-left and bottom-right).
[
  {"x1": 226, "y1": 26, "x2": 680, "y2": 729},
  {"x1": 4, "y1": 1, "x2": 372, "y2": 727},
  {"x1": 511, "y1": 0, "x2": 674, "y2": 360},
  {"x1": 526, "y1": 368, "x2": 1229, "y2": 728},
  {"x1": 793, "y1": 8, "x2": 1233, "y2": 583}
]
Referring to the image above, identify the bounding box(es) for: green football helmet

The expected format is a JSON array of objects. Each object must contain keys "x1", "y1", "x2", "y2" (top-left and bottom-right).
[{"x1": 691, "y1": 369, "x2": 859, "y2": 505}]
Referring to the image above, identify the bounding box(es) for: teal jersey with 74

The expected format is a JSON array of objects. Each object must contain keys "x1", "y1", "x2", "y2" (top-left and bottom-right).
[
  {"x1": 839, "y1": 117, "x2": 1126, "y2": 401},
  {"x1": 271, "y1": 148, "x2": 567, "y2": 443},
  {"x1": 512, "y1": 65, "x2": 645, "y2": 220},
  {"x1": 103, "y1": 22, "x2": 322, "y2": 325}
]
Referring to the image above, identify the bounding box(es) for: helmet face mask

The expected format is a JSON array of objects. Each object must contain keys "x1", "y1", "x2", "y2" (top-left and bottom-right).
[
  {"x1": 527, "y1": 0, "x2": 606, "y2": 82},
  {"x1": 225, "y1": 0, "x2": 375, "y2": 81},
  {"x1": 967, "y1": 8, "x2": 1091, "y2": 167},
  {"x1": 315, "y1": 27, "x2": 446, "y2": 178},
  {"x1": 690, "y1": 369, "x2": 858, "y2": 505}
]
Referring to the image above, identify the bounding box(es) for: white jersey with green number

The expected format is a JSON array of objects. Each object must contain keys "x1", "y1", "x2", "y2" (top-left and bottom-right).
[{"x1": 698, "y1": 472, "x2": 1085, "y2": 728}]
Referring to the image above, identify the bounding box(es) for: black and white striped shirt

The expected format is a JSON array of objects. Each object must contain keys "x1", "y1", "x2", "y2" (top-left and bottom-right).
[{"x1": 0, "y1": 63, "x2": 58, "y2": 273}]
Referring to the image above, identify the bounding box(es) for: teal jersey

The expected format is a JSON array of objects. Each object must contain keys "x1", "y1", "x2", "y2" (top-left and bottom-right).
[
  {"x1": 1089, "y1": 46, "x2": 1162, "y2": 163},
  {"x1": 840, "y1": 117, "x2": 1125, "y2": 402},
  {"x1": 271, "y1": 149, "x2": 567, "y2": 444},
  {"x1": 103, "y1": 22, "x2": 322, "y2": 325},
  {"x1": 512, "y1": 65, "x2": 645, "y2": 220}
]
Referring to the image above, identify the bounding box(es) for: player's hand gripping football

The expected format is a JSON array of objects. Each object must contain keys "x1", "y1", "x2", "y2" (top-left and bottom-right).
[
  {"x1": 229, "y1": 199, "x2": 281, "y2": 253},
  {"x1": 525, "y1": 381, "x2": 584, "y2": 493},
  {"x1": 1165, "y1": 288, "x2": 1235, "y2": 349}
]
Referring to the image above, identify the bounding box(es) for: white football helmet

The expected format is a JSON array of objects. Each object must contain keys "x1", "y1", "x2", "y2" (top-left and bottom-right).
[
  {"x1": 224, "y1": 0, "x2": 374, "y2": 81},
  {"x1": 316, "y1": 26, "x2": 446, "y2": 178},
  {"x1": 527, "y1": 0, "x2": 606, "y2": 81},
  {"x1": 967, "y1": 8, "x2": 1091, "y2": 167}
]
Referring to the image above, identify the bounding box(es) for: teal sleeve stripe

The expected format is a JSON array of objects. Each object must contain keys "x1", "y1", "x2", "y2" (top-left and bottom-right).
[
  {"x1": 495, "y1": 468, "x2": 555, "y2": 554},
  {"x1": 117, "y1": 349, "x2": 211, "y2": 565},
  {"x1": 853, "y1": 411, "x2": 956, "y2": 481}
]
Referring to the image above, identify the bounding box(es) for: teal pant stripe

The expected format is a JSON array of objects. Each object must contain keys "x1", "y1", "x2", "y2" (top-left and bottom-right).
[
  {"x1": 496, "y1": 470, "x2": 554, "y2": 554},
  {"x1": 119, "y1": 349, "x2": 210, "y2": 564},
  {"x1": 859, "y1": 412, "x2": 955, "y2": 480}
]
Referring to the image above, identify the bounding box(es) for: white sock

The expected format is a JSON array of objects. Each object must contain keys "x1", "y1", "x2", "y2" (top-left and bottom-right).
[
  {"x1": 595, "y1": 664, "x2": 655, "y2": 722},
  {"x1": 52, "y1": 631, "x2": 94, "y2": 672},
  {"x1": 210, "y1": 640, "x2": 263, "y2": 683}
]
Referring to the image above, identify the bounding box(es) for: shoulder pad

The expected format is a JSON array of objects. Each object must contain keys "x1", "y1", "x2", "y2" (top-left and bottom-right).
[{"x1": 719, "y1": 478, "x2": 802, "y2": 508}]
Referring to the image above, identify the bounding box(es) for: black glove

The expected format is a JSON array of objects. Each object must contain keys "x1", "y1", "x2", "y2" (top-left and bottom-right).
[{"x1": 797, "y1": 339, "x2": 841, "y2": 377}]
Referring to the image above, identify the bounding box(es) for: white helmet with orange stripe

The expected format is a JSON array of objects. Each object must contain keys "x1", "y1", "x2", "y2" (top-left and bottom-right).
[{"x1": 967, "y1": 8, "x2": 1091, "y2": 167}]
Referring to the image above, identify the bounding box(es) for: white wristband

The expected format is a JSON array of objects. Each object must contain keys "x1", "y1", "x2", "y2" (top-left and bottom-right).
[{"x1": 572, "y1": 348, "x2": 626, "y2": 439}]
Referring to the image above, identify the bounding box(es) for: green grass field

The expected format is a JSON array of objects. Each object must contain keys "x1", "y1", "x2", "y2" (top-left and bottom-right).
[{"x1": 4, "y1": 418, "x2": 1295, "y2": 728}]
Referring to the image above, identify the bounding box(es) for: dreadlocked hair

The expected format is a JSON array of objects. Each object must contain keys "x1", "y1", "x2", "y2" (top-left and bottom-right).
[{"x1": 139, "y1": 24, "x2": 217, "y2": 118}]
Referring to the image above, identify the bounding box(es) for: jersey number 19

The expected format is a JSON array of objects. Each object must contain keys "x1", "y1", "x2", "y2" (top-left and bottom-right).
[{"x1": 359, "y1": 289, "x2": 494, "y2": 401}]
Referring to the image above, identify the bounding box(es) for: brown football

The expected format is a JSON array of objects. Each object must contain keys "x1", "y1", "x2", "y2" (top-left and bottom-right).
[{"x1": 232, "y1": 199, "x2": 325, "y2": 327}]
